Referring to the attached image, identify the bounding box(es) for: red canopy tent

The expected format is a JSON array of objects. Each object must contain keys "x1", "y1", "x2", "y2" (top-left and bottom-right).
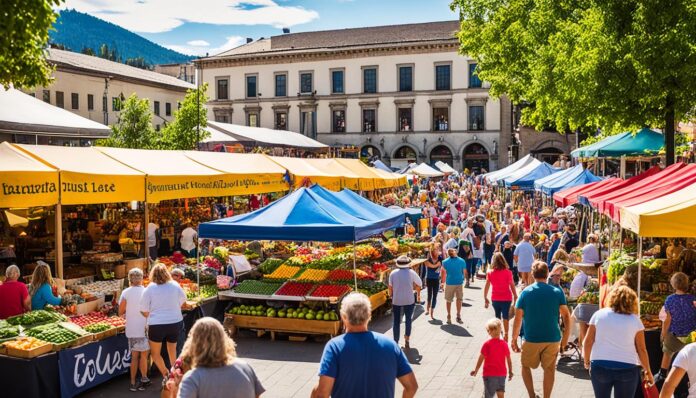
[
  {"x1": 553, "y1": 177, "x2": 621, "y2": 207},
  {"x1": 605, "y1": 164, "x2": 696, "y2": 221},
  {"x1": 578, "y1": 165, "x2": 662, "y2": 207},
  {"x1": 589, "y1": 163, "x2": 687, "y2": 213}
]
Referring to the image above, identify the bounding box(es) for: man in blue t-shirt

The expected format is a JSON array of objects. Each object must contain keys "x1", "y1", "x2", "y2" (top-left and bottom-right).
[
  {"x1": 312, "y1": 293, "x2": 418, "y2": 398},
  {"x1": 442, "y1": 248, "x2": 466, "y2": 324},
  {"x1": 511, "y1": 261, "x2": 570, "y2": 398}
]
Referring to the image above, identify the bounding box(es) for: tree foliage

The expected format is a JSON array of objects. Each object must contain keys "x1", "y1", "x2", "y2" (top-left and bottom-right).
[
  {"x1": 450, "y1": 0, "x2": 696, "y2": 164},
  {"x1": 1, "y1": 0, "x2": 63, "y2": 88},
  {"x1": 160, "y1": 84, "x2": 210, "y2": 150},
  {"x1": 97, "y1": 94, "x2": 158, "y2": 149}
]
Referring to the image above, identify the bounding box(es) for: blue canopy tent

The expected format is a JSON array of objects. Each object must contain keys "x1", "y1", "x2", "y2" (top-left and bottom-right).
[
  {"x1": 534, "y1": 165, "x2": 581, "y2": 192},
  {"x1": 538, "y1": 167, "x2": 601, "y2": 196},
  {"x1": 309, "y1": 185, "x2": 406, "y2": 225},
  {"x1": 504, "y1": 162, "x2": 560, "y2": 191}
]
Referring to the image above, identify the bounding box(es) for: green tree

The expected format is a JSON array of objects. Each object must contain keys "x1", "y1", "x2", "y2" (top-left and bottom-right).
[
  {"x1": 81, "y1": 46, "x2": 95, "y2": 56},
  {"x1": 0, "y1": 0, "x2": 63, "y2": 88},
  {"x1": 160, "y1": 84, "x2": 210, "y2": 150},
  {"x1": 97, "y1": 94, "x2": 158, "y2": 149},
  {"x1": 450, "y1": 0, "x2": 696, "y2": 165}
]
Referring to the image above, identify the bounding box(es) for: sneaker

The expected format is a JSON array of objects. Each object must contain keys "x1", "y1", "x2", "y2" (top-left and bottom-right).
[
  {"x1": 140, "y1": 377, "x2": 152, "y2": 387},
  {"x1": 138, "y1": 383, "x2": 146, "y2": 391},
  {"x1": 456, "y1": 316, "x2": 462, "y2": 324},
  {"x1": 129, "y1": 382, "x2": 140, "y2": 392}
]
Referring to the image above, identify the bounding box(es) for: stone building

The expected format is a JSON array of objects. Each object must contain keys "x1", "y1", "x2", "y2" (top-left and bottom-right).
[{"x1": 195, "y1": 21, "x2": 514, "y2": 172}]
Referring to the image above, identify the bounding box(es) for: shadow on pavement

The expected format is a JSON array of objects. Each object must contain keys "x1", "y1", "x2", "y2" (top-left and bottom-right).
[
  {"x1": 404, "y1": 348, "x2": 423, "y2": 365},
  {"x1": 233, "y1": 332, "x2": 325, "y2": 363},
  {"x1": 440, "y1": 324, "x2": 472, "y2": 337},
  {"x1": 556, "y1": 357, "x2": 590, "y2": 380}
]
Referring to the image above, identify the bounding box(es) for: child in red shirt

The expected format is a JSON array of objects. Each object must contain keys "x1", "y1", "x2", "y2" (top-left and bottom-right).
[{"x1": 471, "y1": 318, "x2": 513, "y2": 398}]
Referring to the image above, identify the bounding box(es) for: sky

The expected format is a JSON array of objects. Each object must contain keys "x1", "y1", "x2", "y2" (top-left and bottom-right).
[{"x1": 59, "y1": 0, "x2": 458, "y2": 56}]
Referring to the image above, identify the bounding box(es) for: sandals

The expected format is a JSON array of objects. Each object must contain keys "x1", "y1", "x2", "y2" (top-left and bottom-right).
[{"x1": 446, "y1": 315, "x2": 452, "y2": 324}]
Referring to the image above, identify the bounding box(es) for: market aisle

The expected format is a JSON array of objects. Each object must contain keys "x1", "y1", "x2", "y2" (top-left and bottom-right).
[{"x1": 80, "y1": 283, "x2": 594, "y2": 398}]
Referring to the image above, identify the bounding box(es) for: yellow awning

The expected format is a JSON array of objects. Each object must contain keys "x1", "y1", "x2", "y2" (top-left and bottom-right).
[
  {"x1": 4, "y1": 211, "x2": 28, "y2": 227},
  {"x1": 371, "y1": 167, "x2": 407, "y2": 188},
  {"x1": 0, "y1": 142, "x2": 59, "y2": 207},
  {"x1": 97, "y1": 147, "x2": 231, "y2": 203},
  {"x1": 184, "y1": 151, "x2": 289, "y2": 195},
  {"x1": 269, "y1": 156, "x2": 343, "y2": 191},
  {"x1": 620, "y1": 184, "x2": 696, "y2": 237},
  {"x1": 16, "y1": 144, "x2": 144, "y2": 205},
  {"x1": 334, "y1": 159, "x2": 387, "y2": 190},
  {"x1": 302, "y1": 158, "x2": 366, "y2": 191}
]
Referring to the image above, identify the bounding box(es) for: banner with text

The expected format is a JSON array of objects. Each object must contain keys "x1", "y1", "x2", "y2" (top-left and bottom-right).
[
  {"x1": 58, "y1": 334, "x2": 130, "y2": 398},
  {"x1": 146, "y1": 174, "x2": 289, "y2": 203},
  {"x1": 0, "y1": 171, "x2": 59, "y2": 208},
  {"x1": 60, "y1": 172, "x2": 145, "y2": 205}
]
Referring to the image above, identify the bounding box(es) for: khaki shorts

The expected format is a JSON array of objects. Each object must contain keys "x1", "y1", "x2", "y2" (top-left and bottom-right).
[
  {"x1": 444, "y1": 284, "x2": 463, "y2": 302},
  {"x1": 662, "y1": 332, "x2": 687, "y2": 355},
  {"x1": 521, "y1": 341, "x2": 559, "y2": 370}
]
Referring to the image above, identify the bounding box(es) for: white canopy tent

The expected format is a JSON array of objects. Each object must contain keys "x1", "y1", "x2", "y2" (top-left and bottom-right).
[
  {"x1": 207, "y1": 121, "x2": 327, "y2": 149},
  {"x1": 484, "y1": 155, "x2": 539, "y2": 183},
  {"x1": 434, "y1": 161, "x2": 457, "y2": 174},
  {"x1": 407, "y1": 163, "x2": 445, "y2": 178}
]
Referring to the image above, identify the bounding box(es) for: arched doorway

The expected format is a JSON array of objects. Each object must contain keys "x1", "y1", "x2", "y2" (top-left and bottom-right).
[
  {"x1": 429, "y1": 145, "x2": 453, "y2": 167},
  {"x1": 392, "y1": 146, "x2": 417, "y2": 170},
  {"x1": 462, "y1": 143, "x2": 489, "y2": 173},
  {"x1": 360, "y1": 145, "x2": 381, "y2": 162},
  {"x1": 532, "y1": 147, "x2": 564, "y2": 164}
]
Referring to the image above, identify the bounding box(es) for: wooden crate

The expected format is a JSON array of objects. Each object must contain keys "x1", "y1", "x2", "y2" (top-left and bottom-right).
[
  {"x1": 91, "y1": 327, "x2": 118, "y2": 341},
  {"x1": 226, "y1": 314, "x2": 341, "y2": 339},
  {"x1": 369, "y1": 291, "x2": 388, "y2": 310},
  {"x1": 5, "y1": 340, "x2": 53, "y2": 358},
  {"x1": 52, "y1": 334, "x2": 93, "y2": 352}
]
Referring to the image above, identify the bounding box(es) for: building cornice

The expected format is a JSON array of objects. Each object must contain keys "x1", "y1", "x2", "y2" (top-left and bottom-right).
[
  {"x1": 52, "y1": 63, "x2": 192, "y2": 93},
  {"x1": 196, "y1": 41, "x2": 460, "y2": 69}
]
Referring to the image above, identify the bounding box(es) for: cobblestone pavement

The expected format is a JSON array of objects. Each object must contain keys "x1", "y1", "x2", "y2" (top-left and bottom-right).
[{"x1": 81, "y1": 281, "x2": 594, "y2": 398}]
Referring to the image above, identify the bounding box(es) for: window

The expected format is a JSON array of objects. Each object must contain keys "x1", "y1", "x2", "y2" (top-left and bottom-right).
[
  {"x1": 435, "y1": 64, "x2": 451, "y2": 90},
  {"x1": 154, "y1": 101, "x2": 160, "y2": 116},
  {"x1": 246, "y1": 75, "x2": 257, "y2": 98},
  {"x1": 112, "y1": 97, "x2": 121, "y2": 111},
  {"x1": 215, "y1": 115, "x2": 229, "y2": 123},
  {"x1": 469, "y1": 63, "x2": 482, "y2": 88},
  {"x1": 300, "y1": 72, "x2": 313, "y2": 94},
  {"x1": 433, "y1": 107, "x2": 449, "y2": 131},
  {"x1": 398, "y1": 66, "x2": 413, "y2": 92},
  {"x1": 103, "y1": 96, "x2": 107, "y2": 112},
  {"x1": 247, "y1": 113, "x2": 259, "y2": 127},
  {"x1": 165, "y1": 102, "x2": 172, "y2": 116},
  {"x1": 70, "y1": 93, "x2": 79, "y2": 109},
  {"x1": 398, "y1": 108, "x2": 412, "y2": 132},
  {"x1": 332, "y1": 110, "x2": 346, "y2": 133},
  {"x1": 275, "y1": 112, "x2": 287, "y2": 130},
  {"x1": 362, "y1": 109, "x2": 376, "y2": 133},
  {"x1": 216, "y1": 78, "x2": 229, "y2": 100},
  {"x1": 331, "y1": 70, "x2": 344, "y2": 94},
  {"x1": 56, "y1": 91, "x2": 64, "y2": 108},
  {"x1": 363, "y1": 67, "x2": 377, "y2": 94},
  {"x1": 87, "y1": 94, "x2": 94, "y2": 111},
  {"x1": 42, "y1": 90, "x2": 50, "y2": 103},
  {"x1": 469, "y1": 105, "x2": 485, "y2": 130},
  {"x1": 275, "y1": 74, "x2": 287, "y2": 97}
]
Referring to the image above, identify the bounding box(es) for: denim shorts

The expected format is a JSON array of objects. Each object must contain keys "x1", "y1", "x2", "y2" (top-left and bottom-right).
[
  {"x1": 492, "y1": 300, "x2": 512, "y2": 320},
  {"x1": 483, "y1": 376, "x2": 506, "y2": 398}
]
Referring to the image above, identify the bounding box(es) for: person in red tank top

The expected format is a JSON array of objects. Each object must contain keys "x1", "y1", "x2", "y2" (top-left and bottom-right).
[{"x1": 0, "y1": 265, "x2": 30, "y2": 319}]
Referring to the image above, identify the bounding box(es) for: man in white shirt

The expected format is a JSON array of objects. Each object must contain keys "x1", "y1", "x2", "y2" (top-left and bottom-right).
[
  {"x1": 118, "y1": 268, "x2": 151, "y2": 391},
  {"x1": 659, "y1": 343, "x2": 695, "y2": 398},
  {"x1": 581, "y1": 235, "x2": 601, "y2": 264},
  {"x1": 147, "y1": 222, "x2": 159, "y2": 261},
  {"x1": 180, "y1": 223, "x2": 197, "y2": 257}
]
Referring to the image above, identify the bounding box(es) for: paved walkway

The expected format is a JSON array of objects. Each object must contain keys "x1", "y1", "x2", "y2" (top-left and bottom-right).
[{"x1": 81, "y1": 280, "x2": 594, "y2": 397}]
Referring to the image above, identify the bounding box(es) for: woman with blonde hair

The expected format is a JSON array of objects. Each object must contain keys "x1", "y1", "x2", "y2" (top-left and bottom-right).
[
  {"x1": 30, "y1": 262, "x2": 62, "y2": 310},
  {"x1": 140, "y1": 263, "x2": 186, "y2": 383},
  {"x1": 176, "y1": 317, "x2": 264, "y2": 398},
  {"x1": 583, "y1": 286, "x2": 654, "y2": 397}
]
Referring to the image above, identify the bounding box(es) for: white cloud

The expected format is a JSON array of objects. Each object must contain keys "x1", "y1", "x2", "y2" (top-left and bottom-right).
[
  {"x1": 187, "y1": 40, "x2": 210, "y2": 47},
  {"x1": 165, "y1": 36, "x2": 246, "y2": 57},
  {"x1": 60, "y1": 0, "x2": 319, "y2": 33}
]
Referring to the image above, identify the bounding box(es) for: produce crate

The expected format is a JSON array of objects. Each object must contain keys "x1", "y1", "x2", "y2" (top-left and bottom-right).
[
  {"x1": 225, "y1": 314, "x2": 341, "y2": 339},
  {"x1": 369, "y1": 290, "x2": 389, "y2": 310},
  {"x1": 74, "y1": 298, "x2": 105, "y2": 315},
  {"x1": 5, "y1": 340, "x2": 52, "y2": 358},
  {"x1": 52, "y1": 334, "x2": 93, "y2": 352},
  {"x1": 91, "y1": 327, "x2": 118, "y2": 341}
]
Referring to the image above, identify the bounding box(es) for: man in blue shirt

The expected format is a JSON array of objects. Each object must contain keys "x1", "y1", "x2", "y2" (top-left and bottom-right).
[
  {"x1": 312, "y1": 293, "x2": 418, "y2": 398},
  {"x1": 442, "y1": 248, "x2": 467, "y2": 324},
  {"x1": 511, "y1": 261, "x2": 571, "y2": 398}
]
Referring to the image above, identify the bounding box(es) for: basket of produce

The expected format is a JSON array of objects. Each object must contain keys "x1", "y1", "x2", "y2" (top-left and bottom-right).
[
  {"x1": 263, "y1": 265, "x2": 301, "y2": 281},
  {"x1": 3, "y1": 337, "x2": 52, "y2": 358},
  {"x1": 6, "y1": 309, "x2": 67, "y2": 328},
  {"x1": 24, "y1": 323, "x2": 88, "y2": 351},
  {"x1": 84, "y1": 323, "x2": 118, "y2": 341}
]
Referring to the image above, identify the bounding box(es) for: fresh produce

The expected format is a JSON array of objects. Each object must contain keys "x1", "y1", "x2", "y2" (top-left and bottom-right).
[
  {"x1": 102, "y1": 316, "x2": 126, "y2": 328},
  {"x1": 0, "y1": 326, "x2": 20, "y2": 339},
  {"x1": 640, "y1": 301, "x2": 663, "y2": 315},
  {"x1": 7, "y1": 309, "x2": 67, "y2": 327},
  {"x1": 274, "y1": 282, "x2": 316, "y2": 297},
  {"x1": 577, "y1": 292, "x2": 599, "y2": 304},
  {"x1": 25, "y1": 324, "x2": 79, "y2": 344},
  {"x1": 3, "y1": 337, "x2": 49, "y2": 350},
  {"x1": 326, "y1": 269, "x2": 355, "y2": 282},
  {"x1": 306, "y1": 255, "x2": 346, "y2": 270},
  {"x1": 258, "y1": 258, "x2": 284, "y2": 274},
  {"x1": 227, "y1": 304, "x2": 339, "y2": 321},
  {"x1": 264, "y1": 265, "x2": 301, "y2": 280},
  {"x1": 83, "y1": 323, "x2": 113, "y2": 333},
  {"x1": 70, "y1": 312, "x2": 125, "y2": 329},
  {"x1": 70, "y1": 279, "x2": 122, "y2": 296},
  {"x1": 297, "y1": 269, "x2": 329, "y2": 282},
  {"x1": 232, "y1": 280, "x2": 283, "y2": 295},
  {"x1": 310, "y1": 284, "x2": 352, "y2": 298},
  {"x1": 606, "y1": 251, "x2": 636, "y2": 283},
  {"x1": 199, "y1": 284, "x2": 218, "y2": 298},
  {"x1": 357, "y1": 281, "x2": 388, "y2": 296}
]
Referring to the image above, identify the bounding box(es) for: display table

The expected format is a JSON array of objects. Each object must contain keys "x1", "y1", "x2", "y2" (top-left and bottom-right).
[
  {"x1": 0, "y1": 334, "x2": 129, "y2": 398},
  {"x1": 225, "y1": 313, "x2": 341, "y2": 339}
]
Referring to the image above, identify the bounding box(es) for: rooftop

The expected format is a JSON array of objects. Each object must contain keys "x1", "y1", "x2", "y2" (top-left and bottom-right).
[
  {"x1": 211, "y1": 20, "x2": 460, "y2": 58},
  {"x1": 47, "y1": 48, "x2": 195, "y2": 90}
]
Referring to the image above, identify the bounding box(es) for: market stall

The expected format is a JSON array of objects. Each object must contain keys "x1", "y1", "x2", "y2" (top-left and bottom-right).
[
  {"x1": 553, "y1": 177, "x2": 621, "y2": 207},
  {"x1": 534, "y1": 165, "x2": 601, "y2": 197},
  {"x1": 405, "y1": 163, "x2": 445, "y2": 178},
  {"x1": 503, "y1": 162, "x2": 559, "y2": 191},
  {"x1": 200, "y1": 186, "x2": 406, "y2": 340},
  {"x1": 483, "y1": 154, "x2": 537, "y2": 183}
]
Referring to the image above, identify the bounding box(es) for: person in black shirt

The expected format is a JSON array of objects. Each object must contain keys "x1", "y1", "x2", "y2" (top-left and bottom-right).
[{"x1": 502, "y1": 240, "x2": 518, "y2": 285}]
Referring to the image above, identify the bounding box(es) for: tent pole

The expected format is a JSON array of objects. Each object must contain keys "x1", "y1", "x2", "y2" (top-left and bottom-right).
[
  {"x1": 637, "y1": 237, "x2": 642, "y2": 314},
  {"x1": 352, "y1": 242, "x2": 358, "y2": 290},
  {"x1": 196, "y1": 228, "x2": 201, "y2": 300},
  {"x1": 55, "y1": 204, "x2": 63, "y2": 279}
]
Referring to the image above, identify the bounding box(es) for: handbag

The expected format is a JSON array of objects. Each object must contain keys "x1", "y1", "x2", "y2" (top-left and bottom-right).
[{"x1": 641, "y1": 380, "x2": 658, "y2": 398}]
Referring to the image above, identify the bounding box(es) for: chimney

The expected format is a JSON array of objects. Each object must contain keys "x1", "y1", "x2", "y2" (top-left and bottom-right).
[
  {"x1": 246, "y1": 38, "x2": 253, "y2": 44},
  {"x1": 282, "y1": 28, "x2": 290, "y2": 34}
]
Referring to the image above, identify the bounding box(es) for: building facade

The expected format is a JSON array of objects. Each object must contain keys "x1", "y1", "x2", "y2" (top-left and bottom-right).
[
  {"x1": 26, "y1": 49, "x2": 194, "y2": 135},
  {"x1": 196, "y1": 21, "x2": 513, "y2": 172},
  {"x1": 154, "y1": 63, "x2": 196, "y2": 85}
]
